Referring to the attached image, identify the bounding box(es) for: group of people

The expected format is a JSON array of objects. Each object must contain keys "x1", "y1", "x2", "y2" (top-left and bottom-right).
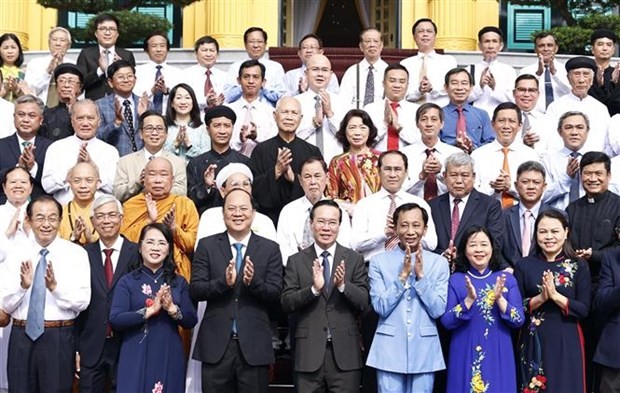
[{"x1": 0, "y1": 11, "x2": 620, "y2": 393}]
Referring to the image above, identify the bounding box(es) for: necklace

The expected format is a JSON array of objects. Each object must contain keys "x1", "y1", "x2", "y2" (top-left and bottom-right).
[{"x1": 141, "y1": 268, "x2": 165, "y2": 284}]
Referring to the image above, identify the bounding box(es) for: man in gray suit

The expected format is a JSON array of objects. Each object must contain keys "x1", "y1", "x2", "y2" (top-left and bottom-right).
[{"x1": 282, "y1": 199, "x2": 369, "y2": 392}]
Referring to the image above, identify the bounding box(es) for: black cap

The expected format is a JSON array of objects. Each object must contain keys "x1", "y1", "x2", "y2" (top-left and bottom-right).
[
  {"x1": 478, "y1": 26, "x2": 503, "y2": 41},
  {"x1": 590, "y1": 28, "x2": 617, "y2": 45},
  {"x1": 565, "y1": 56, "x2": 597, "y2": 73},
  {"x1": 53, "y1": 63, "x2": 84, "y2": 84},
  {"x1": 204, "y1": 105, "x2": 236, "y2": 125}
]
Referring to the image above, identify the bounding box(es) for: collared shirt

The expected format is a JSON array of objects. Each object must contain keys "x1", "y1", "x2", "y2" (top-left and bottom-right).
[
  {"x1": 277, "y1": 196, "x2": 352, "y2": 265},
  {"x1": 469, "y1": 59, "x2": 517, "y2": 119},
  {"x1": 284, "y1": 65, "x2": 340, "y2": 96},
  {"x1": 541, "y1": 146, "x2": 588, "y2": 210},
  {"x1": 363, "y1": 99, "x2": 421, "y2": 152},
  {"x1": 351, "y1": 188, "x2": 438, "y2": 261},
  {"x1": 311, "y1": 242, "x2": 344, "y2": 294},
  {"x1": 227, "y1": 232, "x2": 252, "y2": 261},
  {"x1": 0, "y1": 201, "x2": 31, "y2": 262},
  {"x1": 519, "y1": 61, "x2": 571, "y2": 113},
  {"x1": 519, "y1": 108, "x2": 557, "y2": 156},
  {"x1": 441, "y1": 103, "x2": 496, "y2": 149},
  {"x1": 98, "y1": 236, "x2": 125, "y2": 273},
  {"x1": 0, "y1": 236, "x2": 91, "y2": 320},
  {"x1": 181, "y1": 64, "x2": 228, "y2": 112},
  {"x1": 15, "y1": 134, "x2": 38, "y2": 179},
  {"x1": 340, "y1": 58, "x2": 388, "y2": 108},
  {"x1": 197, "y1": 207, "x2": 277, "y2": 244},
  {"x1": 519, "y1": 201, "x2": 541, "y2": 239},
  {"x1": 225, "y1": 56, "x2": 286, "y2": 103},
  {"x1": 226, "y1": 96, "x2": 278, "y2": 152},
  {"x1": 133, "y1": 60, "x2": 183, "y2": 113},
  {"x1": 605, "y1": 113, "x2": 620, "y2": 157},
  {"x1": 24, "y1": 54, "x2": 77, "y2": 103},
  {"x1": 142, "y1": 148, "x2": 162, "y2": 161},
  {"x1": 41, "y1": 135, "x2": 119, "y2": 205},
  {"x1": 402, "y1": 139, "x2": 461, "y2": 198},
  {"x1": 97, "y1": 45, "x2": 117, "y2": 77},
  {"x1": 401, "y1": 50, "x2": 458, "y2": 107},
  {"x1": 449, "y1": 193, "x2": 471, "y2": 221}
]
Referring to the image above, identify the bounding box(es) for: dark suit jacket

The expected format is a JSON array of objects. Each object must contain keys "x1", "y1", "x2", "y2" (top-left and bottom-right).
[
  {"x1": 190, "y1": 231, "x2": 283, "y2": 366},
  {"x1": 0, "y1": 134, "x2": 52, "y2": 204},
  {"x1": 429, "y1": 189, "x2": 503, "y2": 253},
  {"x1": 501, "y1": 203, "x2": 551, "y2": 267},
  {"x1": 281, "y1": 244, "x2": 368, "y2": 373},
  {"x1": 77, "y1": 46, "x2": 136, "y2": 100},
  {"x1": 594, "y1": 247, "x2": 620, "y2": 368},
  {"x1": 76, "y1": 238, "x2": 139, "y2": 367}
]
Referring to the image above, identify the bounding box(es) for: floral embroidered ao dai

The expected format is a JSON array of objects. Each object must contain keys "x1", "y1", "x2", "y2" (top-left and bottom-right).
[
  {"x1": 440, "y1": 267, "x2": 524, "y2": 393},
  {"x1": 514, "y1": 254, "x2": 590, "y2": 393}
]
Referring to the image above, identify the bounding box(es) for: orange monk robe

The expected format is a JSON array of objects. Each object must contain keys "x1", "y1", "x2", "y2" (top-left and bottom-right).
[
  {"x1": 120, "y1": 193, "x2": 199, "y2": 281},
  {"x1": 58, "y1": 201, "x2": 100, "y2": 245}
]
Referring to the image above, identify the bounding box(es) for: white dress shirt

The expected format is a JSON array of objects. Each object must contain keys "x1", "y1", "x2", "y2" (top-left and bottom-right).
[
  {"x1": 180, "y1": 64, "x2": 228, "y2": 112},
  {"x1": 0, "y1": 202, "x2": 31, "y2": 263},
  {"x1": 605, "y1": 114, "x2": 620, "y2": 158},
  {"x1": 311, "y1": 242, "x2": 344, "y2": 294},
  {"x1": 296, "y1": 89, "x2": 350, "y2": 163},
  {"x1": 519, "y1": 61, "x2": 571, "y2": 113},
  {"x1": 541, "y1": 147, "x2": 588, "y2": 210},
  {"x1": 225, "y1": 97, "x2": 277, "y2": 152},
  {"x1": 519, "y1": 109, "x2": 558, "y2": 156},
  {"x1": 133, "y1": 60, "x2": 183, "y2": 112},
  {"x1": 15, "y1": 134, "x2": 38, "y2": 179},
  {"x1": 469, "y1": 59, "x2": 517, "y2": 119},
  {"x1": 339, "y1": 58, "x2": 388, "y2": 108},
  {"x1": 363, "y1": 99, "x2": 421, "y2": 152},
  {"x1": 402, "y1": 140, "x2": 461, "y2": 198},
  {"x1": 0, "y1": 98, "x2": 15, "y2": 138},
  {"x1": 41, "y1": 135, "x2": 119, "y2": 205},
  {"x1": 401, "y1": 50, "x2": 458, "y2": 107},
  {"x1": 351, "y1": 188, "x2": 438, "y2": 261},
  {"x1": 24, "y1": 54, "x2": 77, "y2": 103},
  {"x1": 196, "y1": 207, "x2": 277, "y2": 243},
  {"x1": 225, "y1": 56, "x2": 286, "y2": 100},
  {"x1": 98, "y1": 236, "x2": 124, "y2": 273},
  {"x1": 276, "y1": 196, "x2": 352, "y2": 265},
  {"x1": 97, "y1": 45, "x2": 118, "y2": 77},
  {"x1": 471, "y1": 140, "x2": 540, "y2": 199},
  {"x1": 0, "y1": 236, "x2": 91, "y2": 320},
  {"x1": 284, "y1": 65, "x2": 339, "y2": 96},
  {"x1": 546, "y1": 92, "x2": 611, "y2": 154}
]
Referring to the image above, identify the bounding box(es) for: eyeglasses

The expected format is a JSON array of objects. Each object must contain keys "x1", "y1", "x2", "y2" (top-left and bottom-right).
[
  {"x1": 32, "y1": 215, "x2": 59, "y2": 225},
  {"x1": 112, "y1": 74, "x2": 135, "y2": 82},
  {"x1": 143, "y1": 239, "x2": 168, "y2": 248},
  {"x1": 226, "y1": 205, "x2": 252, "y2": 214},
  {"x1": 93, "y1": 212, "x2": 121, "y2": 221},
  {"x1": 142, "y1": 125, "x2": 166, "y2": 134},
  {"x1": 515, "y1": 87, "x2": 538, "y2": 94},
  {"x1": 57, "y1": 78, "x2": 80, "y2": 86},
  {"x1": 314, "y1": 219, "x2": 339, "y2": 228},
  {"x1": 97, "y1": 27, "x2": 118, "y2": 33}
]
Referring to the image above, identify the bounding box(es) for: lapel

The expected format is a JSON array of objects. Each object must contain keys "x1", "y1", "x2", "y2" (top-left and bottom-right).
[
  {"x1": 457, "y1": 190, "x2": 479, "y2": 239},
  {"x1": 113, "y1": 239, "x2": 133, "y2": 289},
  {"x1": 509, "y1": 206, "x2": 522, "y2": 254},
  {"x1": 32, "y1": 137, "x2": 47, "y2": 164},
  {"x1": 90, "y1": 242, "x2": 109, "y2": 295},
  {"x1": 437, "y1": 194, "x2": 452, "y2": 241},
  {"x1": 8, "y1": 134, "x2": 21, "y2": 163}
]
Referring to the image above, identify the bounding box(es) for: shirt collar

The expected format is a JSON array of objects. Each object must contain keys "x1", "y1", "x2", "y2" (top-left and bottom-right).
[
  {"x1": 99, "y1": 236, "x2": 124, "y2": 253},
  {"x1": 227, "y1": 232, "x2": 252, "y2": 248},
  {"x1": 519, "y1": 201, "x2": 542, "y2": 218},
  {"x1": 313, "y1": 242, "x2": 337, "y2": 259},
  {"x1": 450, "y1": 193, "x2": 470, "y2": 206}
]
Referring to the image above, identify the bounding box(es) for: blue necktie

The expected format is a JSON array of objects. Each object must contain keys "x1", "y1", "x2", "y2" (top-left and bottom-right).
[
  {"x1": 569, "y1": 151, "x2": 581, "y2": 202},
  {"x1": 232, "y1": 243, "x2": 243, "y2": 334},
  {"x1": 321, "y1": 250, "x2": 331, "y2": 294},
  {"x1": 153, "y1": 65, "x2": 163, "y2": 114},
  {"x1": 26, "y1": 249, "x2": 49, "y2": 341},
  {"x1": 544, "y1": 66, "x2": 554, "y2": 108}
]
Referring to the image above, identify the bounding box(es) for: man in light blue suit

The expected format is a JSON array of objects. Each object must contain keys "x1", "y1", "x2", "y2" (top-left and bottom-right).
[{"x1": 366, "y1": 202, "x2": 449, "y2": 393}]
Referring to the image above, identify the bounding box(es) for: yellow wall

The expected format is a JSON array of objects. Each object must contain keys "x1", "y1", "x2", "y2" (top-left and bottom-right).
[{"x1": 0, "y1": 0, "x2": 57, "y2": 51}]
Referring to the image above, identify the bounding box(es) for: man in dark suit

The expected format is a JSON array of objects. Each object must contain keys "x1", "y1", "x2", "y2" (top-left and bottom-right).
[
  {"x1": 76, "y1": 194, "x2": 138, "y2": 392},
  {"x1": 429, "y1": 151, "x2": 503, "y2": 262},
  {"x1": 77, "y1": 13, "x2": 136, "y2": 100},
  {"x1": 282, "y1": 199, "x2": 368, "y2": 392},
  {"x1": 190, "y1": 188, "x2": 283, "y2": 393},
  {"x1": 0, "y1": 94, "x2": 51, "y2": 204},
  {"x1": 502, "y1": 161, "x2": 550, "y2": 267}
]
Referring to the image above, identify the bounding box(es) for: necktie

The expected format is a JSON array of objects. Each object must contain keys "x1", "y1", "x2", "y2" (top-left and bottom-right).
[
  {"x1": 387, "y1": 101, "x2": 400, "y2": 150},
  {"x1": 544, "y1": 66, "x2": 554, "y2": 108},
  {"x1": 424, "y1": 148, "x2": 439, "y2": 201},
  {"x1": 450, "y1": 198, "x2": 461, "y2": 241},
  {"x1": 522, "y1": 111, "x2": 531, "y2": 135},
  {"x1": 26, "y1": 248, "x2": 49, "y2": 341},
  {"x1": 301, "y1": 207, "x2": 313, "y2": 250},
  {"x1": 204, "y1": 69, "x2": 213, "y2": 99},
  {"x1": 321, "y1": 250, "x2": 331, "y2": 294},
  {"x1": 456, "y1": 106, "x2": 467, "y2": 140},
  {"x1": 385, "y1": 194, "x2": 399, "y2": 250},
  {"x1": 244, "y1": 104, "x2": 254, "y2": 127},
  {"x1": 46, "y1": 77, "x2": 59, "y2": 108},
  {"x1": 232, "y1": 243, "x2": 243, "y2": 334},
  {"x1": 153, "y1": 65, "x2": 163, "y2": 114},
  {"x1": 102, "y1": 49, "x2": 110, "y2": 70},
  {"x1": 314, "y1": 95, "x2": 324, "y2": 155},
  {"x1": 21, "y1": 141, "x2": 32, "y2": 153},
  {"x1": 103, "y1": 249, "x2": 114, "y2": 288},
  {"x1": 123, "y1": 100, "x2": 137, "y2": 152},
  {"x1": 501, "y1": 147, "x2": 515, "y2": 208},
  {"x1": 418, "y1": 54, "x2": 427, "y2": 103},
  {"x1": 569, "y1": 151, "x2": 581, "y2": 202},
  {"x1": 522, "y1": 210, "x2": 532, "y2": 257},
  {"x1": 363, "y1": 65, "x2": 374, "y2": 106}
]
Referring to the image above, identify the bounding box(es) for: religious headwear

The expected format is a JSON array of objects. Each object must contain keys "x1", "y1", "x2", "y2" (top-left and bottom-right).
[
  {"x1": 215, "y1": 163, "x2": 253, "y2": 189},
  {"x1": 565, "y1": 56, "x2": 597, "y2": 74},
  {"x1": 590, "y1": 28, "x2": 617, "y2": 45},
  {"x1": 204, "y1": 105, "x2": 237, "y2": 125},
  {"x1": 54, "y1": 63, "x2": 84, "y2": 84}
]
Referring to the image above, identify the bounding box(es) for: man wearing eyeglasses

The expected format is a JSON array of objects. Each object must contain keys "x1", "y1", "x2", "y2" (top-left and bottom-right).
[
  {"x1": 113, "y1": 111, "x2": 187, "y2": 203},
  {"x1": 77, "y1": 13, "x2": 136, "y2": 100},
  {"x1": 38, "y1": 63, "x2": 83, "y2": 141},
  {"x1": 512, "y1": 74, "x2": 555, "y2": 155}
]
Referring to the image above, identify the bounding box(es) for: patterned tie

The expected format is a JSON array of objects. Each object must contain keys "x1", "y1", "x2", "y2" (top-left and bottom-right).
[
  {"x1": 387, "y1": 101, "x2": 400, "y2": 150},
  {"x1": 153, "y1": 65, "x2": 164, "y2": 114},
  {"x1": 522, "y1": 210, "x2": 532, "y2": 257},
  {"x1": 321, "y1": 250, "x2": 331, "y2": 294},
  {"x1": 418, "y1": 54, "x2": 427, "y2": 103},
  {"x1": 103, "y1": 249, "x2": 114, "y2": 288},
  {"x1": 26, "y1": 248, "x2": 49, "y2": 341},
  {"x1": 363, "y1": 65, "x2": 374, "y2": 106},
  {"x1": 314, "y1": 95, "x2": 324, "y2": 154},
  {"x1": 301, "y1": 207, "x2": 313, "y2": 250},
  {"x1": 501, "y1": 147, "x2": 515, "y2": 208},
  {"x1": 450, "y1": 198, "x2": 461, "y2": 242},
  {"x1": 123, "y1": 100, "x2": 138, "y2": 152},
  {"x1": 456, "y1": 106, "x2": 467, "y2": 140},
  {"x1": 102, "y1": 49, "x2": 110, "y2": 71},
  {"x1": 204, "y1": 69, "x2": 213, "y2": 100},
  {"x1": 21, "y1": 141, "x2": 32, "y2": 153},
  {"x1": 424, "y1": 148, "x2": 439, "y2": 201},
  {"x1": 232, "y1": 243, "x2": 243, "y2": 334},
  {"x1": 569, "y1": 151, "x2": 581, "y2": 202},
  {"x1": 385, "y1": 194, "x2": 399, "y2": 250},
  {"x1": 522, "y1": 111, "x2": 531, "y2": 134},
  {"x1": 544, "y1": 66, "x2": 554, "y2": 108}
]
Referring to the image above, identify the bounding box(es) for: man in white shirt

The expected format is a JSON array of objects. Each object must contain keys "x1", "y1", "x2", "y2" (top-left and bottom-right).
[
  {"x1": 181, "y1": 36, "x2": 227, "y2": 112},
  {"x1": 24, "y1": 27, "x2": 75, "y2": 106},
  {"x1": 277, "y1": 157, "x2": 351, "y2": 264},
  {"x1": 351, "y1": 150, "x2": 437, "y2": 261},
  {"x1": 519, "y1": 32, "x2": 570, "y2": 112},
  {"x1": 546, "y1": 56, "x2": 611, "y2": 154},
  {"x1": 225, "y1": 27, "x2": 286, "y2": 106},
  {"x1": 340, "y1": 27, "x2": 388, "y2": 108},
  {"x1": 225, "y1": 60, "x2": 277, "y2": 156},
  {"x1": 469, "y1": 26, "x2": 516, "y2": 119},
  {"x1": 364, "y1": 64, "x2": 420, "y2": 152},
  {"x1": 513, "y1": 74, "x2": 556, "y2": 155},
  {"x1": 284, "y1": 34, "x2": 339, "y2": 97},
  {"x1": 133, "y1": 31, "x2": 182, "y2": 114},
  {"x1": 1, "y1": 195, "x2": 90, "y2": 392},
  {"x1": 42, "y1": 99, "x2": 118, "y2": 205},
  {"x1": 403, "y1": 103, "x2": 461, "y2": 200},
  {"x1": 401, "y1": 18, "x2": 457, "y2": 107},
  {"x1": 296, "y1": 54, "x2": 349, "y2": 162},
  {"x1": 471, "y1": 102, "x2": 540, "y2": 207}
]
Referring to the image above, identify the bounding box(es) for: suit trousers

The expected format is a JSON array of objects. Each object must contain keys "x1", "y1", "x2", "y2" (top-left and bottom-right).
[
  {"x1": 201, "y1": 338, "x2": 269, "y2": 393},
  {"x1": 78, "y1": 337, "x2": 120, "y2": 393},
  {"x1": 601, "y1": 366, "x2": 620, "y2": 393},
  {"x1": 297, "y1": 342, "x2": 361, "y2": 393},
  {"x1": 8, "y1": 325, "x2": 75, "y2": 393},
  {"x1": 376, "y1": 370, "x2": 434, "y2": 393}
]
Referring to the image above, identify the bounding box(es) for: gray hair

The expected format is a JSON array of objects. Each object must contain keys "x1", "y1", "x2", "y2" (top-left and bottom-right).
[
  {"x1": 48, "y1": 27, "x2": 72, "y2": 46},
  {"x1": 557, "y1": 111, "x2": 590, "y2": 132},
  {"x1": 90, "y1": 194, "x2": 123, "y2": 217},
  {"x1": 444, "y1": 152, "x2": 475, "y2": 172},
  {"x1": 14, "y1": 95, "x2": 45, "y2": 115},
  {"x1": 70, "y1": 99, "x2": 101, "y2": 119}
]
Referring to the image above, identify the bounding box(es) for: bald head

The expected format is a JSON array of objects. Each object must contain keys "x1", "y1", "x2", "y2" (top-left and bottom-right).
[
  {"x1": 305, "y1": 54, "x2": 333, "y2": 92},
  {"x1": 67, "y1": 161, "x2": 100, "y2": 204},
  {"x1": 143, "y1": 157, "x2": 173, "y2": 200}
]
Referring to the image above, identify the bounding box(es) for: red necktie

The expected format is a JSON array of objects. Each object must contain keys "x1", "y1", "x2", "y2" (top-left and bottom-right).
[
  {"x1": 456, "y1": 106, "x2": 466, "y2": 139},
  {"x1": 387, "y1": 101, "x2": 400, "y2": 150},
  {"x1": 501, "y1": 147, "x2": 515, "y2": 208},
  {"x1": 450, "y1": 198, "x2": 461, "y2": 241},
  {"x1": 424, "y1": 148, "x2": 438, "y2": 201},
  {"x1": 204, "y1": 69, "x2": 213, "y2": 97},
  {"x1": 385, "y1": 194, "x2": 399, "y2": 250},
  {"x1": 103, "y1": 249, "x2": 114, "y2": 288}
]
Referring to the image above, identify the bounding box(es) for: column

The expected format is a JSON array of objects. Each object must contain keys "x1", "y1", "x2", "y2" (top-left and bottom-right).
[
  {"x1": 0, "y1": 0, "x2": 57, "y2": 51},
  {"x1": 430, "y1": 0, "x2": 476, "y2": 50},
  {"x1": 473, "y1": 0, "x2": 501, "y2": 41},
  {"x1": 400, "y1": 0, "x2": 430, "y2": 49}
]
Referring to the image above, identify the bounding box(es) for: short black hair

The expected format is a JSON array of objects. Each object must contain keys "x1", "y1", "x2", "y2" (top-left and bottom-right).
[
  {"x1": 106, "y1": 59, "x2": 135, "y2": 79},
  {"x1": 27, "y1": 195, "x2": 63, "y2": 220},
  {"x1": 223, "y1": 188, "x2": 256, "y2": 210},
  {"x1": 444, "y1": 67, "x2": 473, "y2": 86},
  {"x1": 533, "y1": 31, "x2": 557, "y2": 45},
  {"x1": 299, "y1": 33, "x2": 323, "y2": 49},
  {"x1": 300, "y1": 156, "x2": 328, "y2": 174},
  {"x1": 139, "y1": 110, "x2": 167, "y2": 131},
  {"x1": 412, "y1": 18, "x2": 437, "y2": 36},
  {"x1": 194, "y1": 35, "x2": 219, "y2": 53},
  {"x1": 516, "y1": 161, "x2": 546, "y2": 180},
  {"x1": 384, "y1": 63, "x2": 409, "y2": 79},
  {"x1": 378, "y1": 150, "x2": 408, "y2": 170},
  {"x1": 580, "y1": 151, "x2": 611, "y2": 174},
  {"x1": 238, "y1": 59, "x2": 266, "y2": 80},
  {"x1": 492, "y1": 102, "x2": 522, "y2": 124},
  {"x1": 2, "y1": 166, "x2": 33, "y2": 186},
  {"x1": 93, "y1": 13, "x2": 120, "y2": 30},
  {"x1": 244, "y1": 27, "x2": 267, "y2": 43},
  {"x1": 393, "y1": 203, "x2": 428, "y2": 227},
  {"x1": 143, "y1": 31, "x2": 170, "y2": 52},
  {"x1": 416, "y1": 103, "x2": 444, "y2": 123},
  {"x1": 310, "y1": 199, "x2": 342, "y2": 224},
  {"x1": 478, "y1": 26, "x2": 503, "y2": 42},
  {"x1": 515, "y1": 73, "x2": 539, "y2": 89}
]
